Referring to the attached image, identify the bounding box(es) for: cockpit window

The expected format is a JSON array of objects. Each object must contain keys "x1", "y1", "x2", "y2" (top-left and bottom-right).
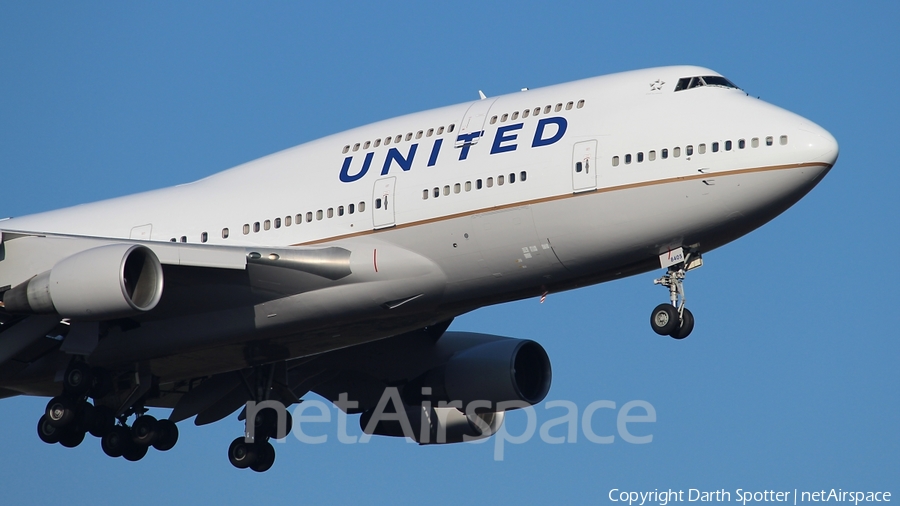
[{"x1": 674, "y1": 75, "x2": 740, "y2": 92}]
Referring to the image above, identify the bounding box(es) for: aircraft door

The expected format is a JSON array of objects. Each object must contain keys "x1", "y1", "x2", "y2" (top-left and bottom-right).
[
  {"x1": 455, "y1": 97, "x2": 498, "y2": 148},
  {"x1": 129, "y1": 224, "x2": 152, "y2": 240},
  {"x1": 372, "y1": 176, "x2": 397, "y2": 229},
  {"x1": 572, "y1": 140, "x2": 597, "y2": 193}
]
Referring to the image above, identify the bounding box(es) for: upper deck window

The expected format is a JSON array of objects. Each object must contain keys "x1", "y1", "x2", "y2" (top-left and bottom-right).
[{"x1": 674, "y1": 75, "x2": 740, "y2": 92}]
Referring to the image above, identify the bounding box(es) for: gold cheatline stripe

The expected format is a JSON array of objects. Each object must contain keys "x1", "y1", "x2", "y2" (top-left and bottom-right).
[{"x1": 293, "y1": 162, "x2": 831, "y2": 246}]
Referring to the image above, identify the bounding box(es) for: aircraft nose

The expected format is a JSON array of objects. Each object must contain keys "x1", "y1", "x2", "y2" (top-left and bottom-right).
[{"x1": 798, "y1": 121, "x2": 839, "y2": 166}]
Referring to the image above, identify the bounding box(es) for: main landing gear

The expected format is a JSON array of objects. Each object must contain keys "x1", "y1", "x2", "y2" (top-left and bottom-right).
[
  {"x1": 650, "y1": 251, "x2": 701, "y2": 340},
  {"x1": 226, "y1": 365, "x2": 294, "y2": 473},
  {"x1": 37, "y1": 361, "x2": 179, "y2": 461}
]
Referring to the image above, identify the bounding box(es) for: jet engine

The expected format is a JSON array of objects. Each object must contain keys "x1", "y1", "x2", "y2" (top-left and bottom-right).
[{"x1": 2, "y1": 244, "x2": 164, "y2": 320}]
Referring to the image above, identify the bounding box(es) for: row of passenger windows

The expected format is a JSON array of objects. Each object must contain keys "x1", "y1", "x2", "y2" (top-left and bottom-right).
[
  {"x1": 489, "y1": 99, "x2": 585, "y2": 125},
  {"x1": 611, "y1": 135, "x2": 788, "y2": 167},
  {"x1": 342, "y1": 124, "x2": 456, "y2": 154},
  {"x1": 422, "y1": 171, "x2": 528, "y2": 200},
  {"x1": 170, "y1": 201, "x2": 368, "y2": 243}
]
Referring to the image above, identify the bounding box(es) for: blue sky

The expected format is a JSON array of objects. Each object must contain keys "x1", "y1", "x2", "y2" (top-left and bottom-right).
[{"x1": 1, "y1": 2, "x2": 897, "y2": 504}]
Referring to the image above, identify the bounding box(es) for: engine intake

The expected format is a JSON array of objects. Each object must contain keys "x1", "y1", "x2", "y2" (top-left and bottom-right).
[{"x1": 3, "y1": 244, "x2": 164, "y2": 320}]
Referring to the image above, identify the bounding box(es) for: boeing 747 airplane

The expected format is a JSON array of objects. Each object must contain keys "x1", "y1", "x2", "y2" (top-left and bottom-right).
[{"x1": 0, "y1": 66, "x2": 838, "y2": 471}]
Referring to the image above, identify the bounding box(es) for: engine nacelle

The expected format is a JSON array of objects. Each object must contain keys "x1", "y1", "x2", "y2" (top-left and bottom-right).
[
  {"x1": 3, "y1": 244, "x2": 164, "y2": 320},
  {"x1": 361, "y1": 405, "x2": 505, "y2": 445},
  {"x1": 406, "y1": 336, "x2": 552, "y2": 410}
]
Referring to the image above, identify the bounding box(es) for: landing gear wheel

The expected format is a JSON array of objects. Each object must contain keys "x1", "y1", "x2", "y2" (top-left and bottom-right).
[
  {"x1": 88, "y1": 406, "x2": 116, "y2": 438},
  {"x1": 101, "y1": 426, "x2": 132, "y2": 458},
  {"x1": 228, "y1": 437, "x2": 258, "y2": 469},
  {"x1": 37, "y1": 415, "x2": 62, "y2": 444},
  {"x1": 650, "y1": 304, "x2": 679, "y2": 336},
  {"x1": 670, "y1": 308, "x2": 695, "y2": 340},
  {"x1": 63, "y1": 362, "x2": 93, "y2": 397},
  {"x1": 59, "y1": 426, "x2": 86, "y2": 448},
  {"x1": 131, "y1": 415, "x2": 159, "y2": 447},
  {"x1": 45, "y1": 396, "x2": 78, "y2": 428},
  {"x1": 152, "y1": 419, "x2": 179, "y2": 452},
  {"x1": 249, "y1": 441, "x2": 275, "y2": 473},
  {"x1": 123, "y1": 443, "x2": 148, "y2": 462}
]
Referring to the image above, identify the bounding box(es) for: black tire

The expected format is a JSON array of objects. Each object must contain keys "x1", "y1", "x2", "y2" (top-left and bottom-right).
[
  {"x1": 59, "y1": 426, "x2": 86, "y2": 448},
  {"x1": 63, "y1": 362, "x2": 93, "y2": 397},
  {"x1": 650, "y1": 304, "x2": 679, "y2": 336},
  {"x1": 101, "y1": 426, "x2": 132, "y2": 458},
  {"x1": 253, "y1": 407, "x2": 278, "y2": 440},
  {"x1": 228, "y1": 437, "x2": 258, "y2": 469},
  {"x1": 250, "y1": 441, "x2": 275, "y2": 473},
  {"x1": 45, "y1": 396, "x2": 77, "y2": 428},
  {"x1": 123, "y1": 443, "x2": 148, "y2": 462},
  {"x1": 89, "y1": 405, "x2": 116, "y2": 438},
  {"x1": 131, "y1": 415, "x2": 159, "y2": 446},
  {"x1": 670, "y1": 308, "x2": 695, "y2": 340},
  {"x1": 152, "y1": 419, "x2": 179, "y2": 452},
  {"x1": 37, "y1": 415, "x2": 62, "y2": 444}
]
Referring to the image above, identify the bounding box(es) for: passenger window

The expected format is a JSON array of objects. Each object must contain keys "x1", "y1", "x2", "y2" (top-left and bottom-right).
[
  {"x1": 511, "y1": 111, "x2": 519, "y2": 120},
  {"x1": 405, "y1": 133, "x2": 412, "y2": 141},
  {"x1": 698, "y1": 144, "x2": 706, "y2": 154},
  {"x1": 739, "y1": 139, "x2": 746, "y2": 149},
  {"x1": 498, "y1": 175, "x2": 504, "y2": 185},
  {"x1": 625, "y1": 154, "x2": 632, "y2": 164},
  {"x1": 427, "y1": 128, "x2": 434, "y2": 137},
  {"x1": 520, "y1": 171, "x2": 527, "y2": 181},
  {"x1": 662, "y1": 149, "x2": 668, "y2": 159},
  {"x1": 465, "y1": 181, "x2": 472, "y2": 191},
  {"x1": 501, "y1": 113, "x2": 508, "y2": 122},
  {"x1": 712, "y1": 142, "x2": 719, "y2": 152},
  {"x1": 180, "y1": 236, "x2": 187, "y2": 243},
  {"x1": 555, "y1": 103, "x2": 562, "y2": 112},
  {"x1": 766, "y1": 136, "x2": 773, "y2": 146},
  {"x1": 264, "y1": 220, "x2": 271, "y2": 231},
  {"x1": 306, "y1": 212, "x2": 313, "y2": 222},
  {"x1": 673, "y1": 147, "x2": 681, "y2": 157},
  {"x1": 222, "y1": 228, "x2": 230, "y2": 239},
  {"x1": 533, "y1": 107, "x2": 541, "y2": 116},
  {"x1": 374, "y1": 138, "x2": 381, "y2": 147},
  {"x1": 437, "y1": 126, "x2": 444, "y2": 135},
  {"x1": 243, "y1": 224, "x2": 250, "y2": 235},
  {"x1": 423, "y1": 189, "x2": 429, "y2": 200},
  {"x1": 394, "y1": 135, "x2": 402, "y2": 143},
  {"x1": 612, "y1": 156, "x2": 620, "y2": 167},
  {"x1": 522, "y1": 109, "x2": 530, "y2": 118},
  {"x1": 253, "y1": 222, "x2": 260, "y2": 233},
  {"x1": 416, "y1": 131, "x2": 423, "y2": 139},
  {"x1": 448, "y1": 124, "x2": 455, "y2": 132},
  {"x1": 686, "y1": 145, "x2": 694, "y2": 156},
  {"x1": 338, "y1": 206, "x2": 344, "y2": 216},
  {"x1": 170, "y1": 238, "x2": 176, "y2": 243},
  {"x1": 487, "y1": 177, "x2": 493, "y2": 188},
  {"x1": 359, "y1": 202, "x2": 365, "y2": 212},
  {"x1": 725, "y1": 140, "x2": 732, "y2": 151},
  {"x1": 751, "y1": 137, "x2": 759, "y2": 148},
  {"x1": 637, "y1": 152, "x2": 644, "y2": 163},
  {"x1": 384, "y1": 136, "x2": 391, "y2": 145},
  {"x1": 490, "y1": 116, "x2": 497, "y2": 125},
  {"x1": 317, "y1": 210, "x2": 324, "y2": 220},
  {"x1": 576, "y1": 99, "x2": 585, "y2": 108},
  {"x1": 780, "y1": 135, "x2": 788, "y2": 145},
  {"x1": 543, "y1": 105, "x2": 551, "y2": 114},
  {"x1": 566, "y1": 101, "x2": 573, "y2": 110},
  {"x1": 476, "y1": 179, "x2": 483, "y2": 189},
  {"x1": 434, "y1": 187, "x2": 440, "y2": 198},
  {"x1": 285, "y1": 215, "x2": 292, "y2": 226},
  {"x1": 274, "y1": 218, "x2": 281, "y2": 229},
  {"x1": 454, "y1": 183, "x2": 461, "y2": 193},
  {"x1": 353, "y1": 143, "x2": 360, "y2": 152},
  {"x1": 649, "y1": 150, "x2": 656, "y2": 161},
  {"x1": 328, "y1": 208, "x2": 335, "y2": 218},
  {"x1": 201, "y1": 232, "x2": 208, "y2": 243},
  {"x1": 349, "y1": 203, "x2": 355, "y2": 214},
  {"x1": 363, "y1": 141, "x2": 371, "y2": 149},
  {"x1": 443, "y1": 185, "x2": 450, "y2": 196},
  {"x1": 509, "y1": 173, "x2": 515, "y2": 183},
  {"x1": 342, "y1": 145, "x2": 350, "y2": 154}
]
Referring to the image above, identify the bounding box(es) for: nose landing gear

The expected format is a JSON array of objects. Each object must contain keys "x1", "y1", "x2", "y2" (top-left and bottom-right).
[{"x1": 650, "y1": 249, "x2": 701, "y2": 339}]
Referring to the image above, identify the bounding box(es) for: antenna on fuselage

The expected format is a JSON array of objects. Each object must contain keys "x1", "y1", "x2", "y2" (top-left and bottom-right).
[{"x1": 478, "y1": 90, "x2": 487, "y2": 100}]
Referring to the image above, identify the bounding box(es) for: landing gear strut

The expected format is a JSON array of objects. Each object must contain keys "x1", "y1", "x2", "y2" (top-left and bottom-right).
[
  {"x1": 227, "y1": 365, "x2": 294, "y2": 472},
  {"x1": 650, "y1": 250, "x2": 701, "y2": 339}
]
